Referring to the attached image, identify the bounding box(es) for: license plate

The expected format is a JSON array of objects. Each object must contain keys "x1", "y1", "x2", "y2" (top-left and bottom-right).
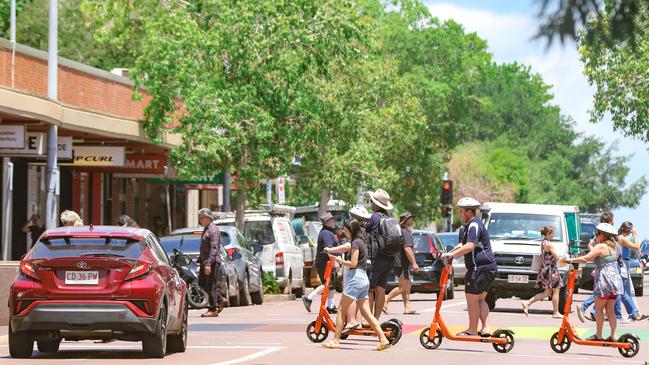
[
  {"x1": 507, "y1": 275, "x2": 529, "y2": 284},
  {"x1": 65, "y1": 271, "x2": 99, "y2": 285}
]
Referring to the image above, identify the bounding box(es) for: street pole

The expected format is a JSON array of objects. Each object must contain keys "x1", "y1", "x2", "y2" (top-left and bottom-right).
[
  {"x1": 10, "y1": 0, "x2": 16, "y2": 87},
  {"x1": 164, "y1": 166, "x2": 173, "y2": 233},
  {"x1": 45, "y1": 0, "x2": 59, "y2": 229},
  {"x1": 2, "y1": 162, "x2": 13, "y2": 260},
  {"x1": 223, "y1": 165, "x2": 231, "y2": 212}
]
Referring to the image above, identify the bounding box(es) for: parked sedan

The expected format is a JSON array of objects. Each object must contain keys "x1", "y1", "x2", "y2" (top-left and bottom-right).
[
  {"x1": 9, "y1": 226, "x2": 188, "y2": 358},
  {"x1": 387, "y1": 230, "x2": 453, "y2": 300},
  {"x1": 437, "y1": 232, "x2": 466, "y2": 286}
]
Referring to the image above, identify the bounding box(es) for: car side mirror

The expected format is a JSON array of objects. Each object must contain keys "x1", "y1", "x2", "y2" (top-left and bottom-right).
[
  {"x1": 580, "y1": 232, "x2": 591, "y2": 245},
  {"x1": 231, "y1": 252, "x2": 242, "y2": 260},
  {"x1": 174, "y1": 254, "x2": 192, "y2": 267},
  {"x1": 300, "y1": 235, "x2": 309, "y2": 244},
  {"x1": 252, "y1": 243, "x2": 263, "y2": 254}
]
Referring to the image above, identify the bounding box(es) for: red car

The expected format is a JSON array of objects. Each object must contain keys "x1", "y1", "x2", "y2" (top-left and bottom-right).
[{"x1": 8, "y1": 225, "x2": 188, "y2": 358}]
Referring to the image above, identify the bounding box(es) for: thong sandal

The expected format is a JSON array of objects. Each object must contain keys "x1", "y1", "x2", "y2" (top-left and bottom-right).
[
  {"x1": 586, "y1": 335, "x2": 603, "y2": 341},
  {"x1": 201, "y1": 311, "x2": 219, "y2": 318},
  {"x1": 478, "y1": 331, "x2": 491, "y2": 338},
  {"x1": 382, "y1": 306, "x2": 389, "y2": 315},
  {"x1": 374, "y1": 343, "x2": 392, "y2": 351},
  {"x1": 343, "y1": 323, "x2": 361, "y2": 332},
  {"x1": 456, "y1": 330, "x2": 479, "y2": 337},
  {"x1": 604, "y1": 336, "x2": 617, "y2": 342},
  {"x1": 323, "y1": 342, "x2": 339, "y2": 350},
  {"x1": 404, "y1": 310, "x2": 419, "y2": 315}
]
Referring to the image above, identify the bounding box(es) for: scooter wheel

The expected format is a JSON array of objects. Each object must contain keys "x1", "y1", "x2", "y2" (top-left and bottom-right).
[
  {"x1": 618, "y1": 334, "x2": 640, "y2": 358},
  {"x1": 381, "y1": 321, "x2": 402, "y2": 345},
  {"x1": 550, "y1": 332, "x2": 571, "y2": 353},
  {"x1": 419, "y1": 328, "x2": 443, "y2": 350},
  {"x1": 492, "y1": 329, "x2": 515, "y2": 353},
  {"x1": 306, "y1": 321, "x2": 329, "y2": 343},
  {"x1": 388, "y1": 318, "x2": 403, "y2": 328}
]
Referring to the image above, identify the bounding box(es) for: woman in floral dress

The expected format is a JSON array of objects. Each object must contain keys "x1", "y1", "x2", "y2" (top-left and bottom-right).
[
  {"x1": 522, "y1": 226, "x2": 565, "y2": 318},
  {"x1": 565, "y1": 223, "x2": 624, "y2": 341}
]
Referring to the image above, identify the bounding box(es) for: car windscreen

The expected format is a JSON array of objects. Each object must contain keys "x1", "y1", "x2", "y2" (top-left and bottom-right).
[
  {"x1": 412, "y1": 233, "x2": 439, "y2": 255},
  {"x1": 437, "y1": 234, "x2": 459, "y2": 249},
  {"x1": 161, "y1": 233, "x2": 231, "y2": 254},
  {"x1": 487, "y1": 213, "x2": 563, "y2": 241},
  {"x1": 581, "y1": 223, "x2": 596, "y2": 238},
  {"x1": 244, "y1": 221, "x2": 275, "y2": 245},
  {"x1": 31, "y1": 237, "x2": 145, "y2": 259}
]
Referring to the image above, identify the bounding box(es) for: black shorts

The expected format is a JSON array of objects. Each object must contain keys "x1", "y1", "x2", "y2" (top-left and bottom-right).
[
  {"x1": 316, "y1": 261, "x2": 334, "y2": 289},
  {"x1": 465, "y1": 269, "x2": 496, "y2": 295},
  {"x1": 370, "y1": 254, "x2": 395, "y2": 289},
  {"x1": 391, "y1": 266, "x2": 410, "y2": 280}
]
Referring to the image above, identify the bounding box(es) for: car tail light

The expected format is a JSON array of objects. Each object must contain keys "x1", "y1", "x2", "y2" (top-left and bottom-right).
[
  {"x1": 125, "y1": 261, "x2": 150, "y2": 280},
  {"x1": 275, "y1": 252, "x2": 284, "y2": 266},
  {"x1": 129, "y1": 299, "x2": 152, "y2": 315},
  {"x1": 226, "y1": 248, "x2": 238, "y2": 257},
  {"x1": 20, "y1": 261, "x2": 39, "y2": 281}
]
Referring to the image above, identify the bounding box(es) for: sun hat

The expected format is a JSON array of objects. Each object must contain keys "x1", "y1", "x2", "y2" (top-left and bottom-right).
[
  {"x1": 399, "y1": 212, "x2": 414, "y2": 225},
  {"x1": 457, "y1": 197, "x2": 481, "y2": 209},
  {"x1": 349, "y1": 206, "x2": 371, "y2": 221},
  {"x1": 596, "y1": 223, "x2": 617, "y2": 236},
  {"x1": 320, "y1": 212, "x2": 335, "y2": 224},
  {"x1": 367, "y1": 189, "x2": 393, "y2": 211}
]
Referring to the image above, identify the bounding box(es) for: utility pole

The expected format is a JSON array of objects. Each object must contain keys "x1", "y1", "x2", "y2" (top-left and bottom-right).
[
  {"x1": 45, "y1": 0, "x2": 59, "y2": 229},
  {"x1": 223, "y1": 165, "x2": 231, "y2": 212}
]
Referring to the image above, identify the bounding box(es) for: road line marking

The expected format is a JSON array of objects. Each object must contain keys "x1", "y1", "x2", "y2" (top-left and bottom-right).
[
  {"x1": 209, "y1": 346, "x2": 283, "y2": 365},
  {"x1": 421, "y1": 301, "x2": 467, "y2": 313}
]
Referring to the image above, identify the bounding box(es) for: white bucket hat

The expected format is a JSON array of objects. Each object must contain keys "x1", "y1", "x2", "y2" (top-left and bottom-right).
[
  {"x1": 457, "y1": 197, "x2": 480, "y2": 209},
  {"x1": 367, "y1": 189, "x2": 393, "y2": 211}
]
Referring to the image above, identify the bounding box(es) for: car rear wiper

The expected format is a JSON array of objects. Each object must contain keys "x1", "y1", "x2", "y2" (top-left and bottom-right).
[{"x1": 80, "y1": 253, "x2": 125, "y2": 258}]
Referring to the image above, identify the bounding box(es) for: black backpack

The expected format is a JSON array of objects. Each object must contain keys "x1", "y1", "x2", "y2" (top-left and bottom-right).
[{"x1": 376, "y1": 214, "x2": 404, "y2": 256}]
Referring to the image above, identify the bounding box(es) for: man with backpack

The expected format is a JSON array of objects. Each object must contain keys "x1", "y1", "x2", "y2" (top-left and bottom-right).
[{"x1": 366, "y1": 189, "x2": 402, "y2": 320}]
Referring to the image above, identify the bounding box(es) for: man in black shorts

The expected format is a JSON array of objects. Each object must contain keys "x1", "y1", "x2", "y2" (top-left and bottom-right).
[
  {"x1": 366, "y1": 189, "x2": 395, "y2": 320},
  {"x1": 443, "y1": 197, "x2": 497, "y2": 337},
  {"x1": 384, "y1": 212, "x2": 419, "y2": 314}
]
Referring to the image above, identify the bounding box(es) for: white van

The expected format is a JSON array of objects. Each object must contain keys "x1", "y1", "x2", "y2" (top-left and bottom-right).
[
  {"x1": 480, "y1": 202, "x2": 581, "y2": 312},
  {"x1": 217, "y1": 208, "x2": 305, "y2": 297}
]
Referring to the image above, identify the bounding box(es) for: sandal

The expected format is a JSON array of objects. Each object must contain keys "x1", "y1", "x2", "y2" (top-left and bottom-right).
[
  {"x1": 323, "y1": 342, "x2": 339, "y2": 350},
  {"x1": 382, "y1": 305, "x2": 389, "y2": 315},
  {"x1": 552, "y1": 314, "x2": 563, "y2": 319},
  {"x1": 404, "y1": 310, "x2": 419, "y2": 315},
  {"x1": 456, "y1": 330, "x2": 479, "y2": 337},
  {"x1": 343, "y1": 323, "x2": 361, "y2": 332},
  {"x1": 374, "y1": 342, "x2": 392, "y2": 351},
  {"x1": 201, "y1": 311, "x2": 219, "y2": 317},
  {"x1": 604, "y1": 336, "x2": 617, "y2": 342},
  {"x1": 586, "y1": 335, "x2": 603, "y2": 341},
  {"x1": 521, "y1": 302, "x2": 529, "y2": 317},
  {"x1": 478, "y1": 331, "x2": 491, "y2": 338}
]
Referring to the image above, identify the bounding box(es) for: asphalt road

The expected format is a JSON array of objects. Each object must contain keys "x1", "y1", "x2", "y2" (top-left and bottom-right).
[{"x1": 2, "y1": 278, "x2": 649, "y2": 364}]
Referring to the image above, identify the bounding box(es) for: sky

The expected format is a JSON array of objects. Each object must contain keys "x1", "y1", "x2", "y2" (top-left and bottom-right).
[{"x1": 422, "y1": 0, "x2": 649, "y2": 241}]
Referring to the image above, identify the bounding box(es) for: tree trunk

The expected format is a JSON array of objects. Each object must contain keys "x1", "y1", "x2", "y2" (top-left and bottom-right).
[
  {"x1": 318, "y1": 187, "x2": 330, "y2": 217},
  {"x1": 235, "y1": 154, "x2": 246, "y2": 232}
]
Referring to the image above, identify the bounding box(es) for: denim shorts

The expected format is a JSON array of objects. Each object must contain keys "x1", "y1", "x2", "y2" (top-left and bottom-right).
[{"x1": 343, "y1": 268, "x2": 370, "y2": 301}]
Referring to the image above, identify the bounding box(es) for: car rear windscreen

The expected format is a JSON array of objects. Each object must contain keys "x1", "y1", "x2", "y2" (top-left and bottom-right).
[
  {"x1": 161, "y1": 233, "x2": 231, "y2": 255},
  {"x1": 413, "y1": 233, "x2": 440, "y2": 255},
  {"x1": 31, "y1": 237, "x2": 145, "y2": 259}
]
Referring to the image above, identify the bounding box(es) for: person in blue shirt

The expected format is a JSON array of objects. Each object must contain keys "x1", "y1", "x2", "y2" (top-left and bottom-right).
[{"x1": 443, "y1": 197, "x2": 497, "y2": 337}]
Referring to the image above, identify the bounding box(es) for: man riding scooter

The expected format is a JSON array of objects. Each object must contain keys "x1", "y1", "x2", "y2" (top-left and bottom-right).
[{"x1": 443, "y1": 197, "x2": 497, "y2": 337}]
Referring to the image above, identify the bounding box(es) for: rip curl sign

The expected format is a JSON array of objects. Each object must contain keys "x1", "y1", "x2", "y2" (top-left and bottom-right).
[{"x1": 72, "y1": 146, "x2": 125, "y2": 166}]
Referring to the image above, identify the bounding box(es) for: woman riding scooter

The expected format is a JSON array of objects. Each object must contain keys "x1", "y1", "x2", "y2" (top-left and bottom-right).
[{"x1": 564, "y1": 223, "x2": 624, "y2": 341}]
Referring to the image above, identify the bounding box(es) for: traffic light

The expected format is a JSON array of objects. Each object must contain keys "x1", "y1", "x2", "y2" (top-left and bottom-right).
[{"x1": 441, "y1": 180, "x2": 453, "y2": 206}]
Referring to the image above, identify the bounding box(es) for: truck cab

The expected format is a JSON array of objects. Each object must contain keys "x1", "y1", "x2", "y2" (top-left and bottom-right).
[{"x1": 480, "y1": 202, "x2": 581, "y2": 312}]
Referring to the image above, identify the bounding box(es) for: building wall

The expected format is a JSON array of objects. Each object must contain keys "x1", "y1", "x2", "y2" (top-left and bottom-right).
[{"x1": 0, "y1": 46, "x2": 150, "y2": 120}]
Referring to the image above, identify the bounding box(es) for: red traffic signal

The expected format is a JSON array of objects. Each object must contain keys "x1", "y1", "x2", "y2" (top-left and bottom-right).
[{"x1": 441, "y1": 180, "x2": 453, "y2": 206}]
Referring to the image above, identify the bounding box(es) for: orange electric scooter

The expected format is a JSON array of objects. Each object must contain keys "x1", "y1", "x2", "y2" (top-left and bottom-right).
[
  {"x1": 306, "y1": 257, "x2": 403, "y2": 345},
  {"x1": 549, "y1": 262, "x2": 639, "y2": 358},
  {"x1": 419, "y1": 256, "x2": 515, "y2": 353}
]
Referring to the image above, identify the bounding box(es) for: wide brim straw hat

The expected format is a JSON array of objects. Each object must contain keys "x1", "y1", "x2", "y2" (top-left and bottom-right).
[{"x1": 368, "y1": 189, "x2": 393, "y2": 211}]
